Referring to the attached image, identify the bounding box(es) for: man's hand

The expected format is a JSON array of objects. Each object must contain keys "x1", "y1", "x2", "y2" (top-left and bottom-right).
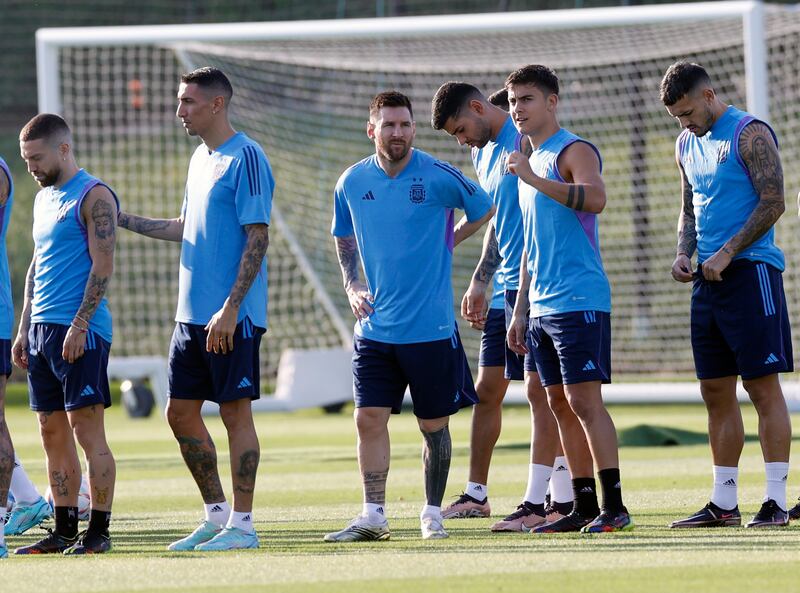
[
  {"x1": 12, "y1": 332, "x2": 29, "y2": 370},
  {"x1": 506, "y1": 150, "x2": 534, "y2": 181},
  {"x1": 62, "y1": 326, "x2": 87, "y2": 364},
  {"x1": 346, "y1": 282, "x2": 374, "y2": 320},
  {"x1": 700, "y1": 247, "x2": 733, "y2": 282},
  {"x1": 205, "y1": 302, "x2": 238, "y2": 354},
  {"x1": 671, "y1": 253, "x2": 694, "y2": 283},
  {"x1": 506, "y1": 313, "x2": 529, "y2": 356},
  {"x1": 461, "y1": 282, "x2": 488, "y2": 331}
]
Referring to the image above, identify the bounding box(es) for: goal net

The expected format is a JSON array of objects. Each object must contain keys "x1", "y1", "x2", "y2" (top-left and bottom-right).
[{"x1": 38, "y1": 1, "x2": 800, "y2": 398}]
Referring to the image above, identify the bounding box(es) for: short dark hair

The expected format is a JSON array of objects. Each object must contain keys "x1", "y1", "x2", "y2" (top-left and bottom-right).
[
  {"x1": 369, "y1": 91, "x2": 413, "y2": 119},
  {"x1": 430, "y1": 81, "x2": 484, "y2": 130},
  {"x1": 181, "y1": 67, "x2": 233, "y2": 103},
  {"x1": 488, "y1": 88, "x2": 509, "y2": 111},
  {"x1": 19, "y1": 113, "x2": 71, "y2": 144},
  {"x1": 659, "y1": 61, "x2": 712, "y2": 106},
  {"x1": 505, "y1": 65, "x2": 559, "y2": 97}
]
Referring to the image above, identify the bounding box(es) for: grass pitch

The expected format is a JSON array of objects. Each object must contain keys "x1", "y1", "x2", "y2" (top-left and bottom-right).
[{"x1": 3, "y1": 401, "x2": 800, "y2": 593}]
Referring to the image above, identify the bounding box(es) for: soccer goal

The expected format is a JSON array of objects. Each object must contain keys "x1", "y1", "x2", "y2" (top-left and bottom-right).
[{"x1": 36, "y1": 1, "x2": 800, "y2": 410}]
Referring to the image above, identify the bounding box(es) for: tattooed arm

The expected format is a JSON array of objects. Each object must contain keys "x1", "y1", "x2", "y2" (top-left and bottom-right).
[
  {"x1": 204, "y1": 223, "x2": 269, "y2": 354},
  {"x1": 507, "y1": 250, "x2": 531, "y2": 355},
  {"x1": 701, "y1": 122, "x2": 785, "y2": 281},
  {"x1": 672, "y1": 159, "x2": 697, "y2": 283},
  {"x1": 461, "y1": 222, "x2": 500, "y2": 330},
  {"x1": 335, "y1": 235, "x2": 373, "y2": 320},
  {"x1": 117, "y1": 211, "x2": 184, "y2": 242},
  {"x1": 506, "y1": 141, "x2": 606, "y2": 213},
  {"x1": 61, "y1": 186, "x2": 118, "y2": 363},
  {"x1": 11, "y1": 255, "x2": 36, "y2": 369}
]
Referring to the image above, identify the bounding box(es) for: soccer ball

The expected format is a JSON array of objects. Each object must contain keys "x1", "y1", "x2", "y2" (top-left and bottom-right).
[{"x1": 44, "y1": 475, "x2": 91, "y2": 521}]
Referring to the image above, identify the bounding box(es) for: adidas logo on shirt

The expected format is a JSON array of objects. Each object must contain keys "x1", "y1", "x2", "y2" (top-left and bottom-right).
[
  {"x1": 80, "y1": 385, "x2": 95, "y2": 397},
  {"x1": 764, "y1": 353, "x2": 780, "y2": 365},
  {"x1": 238, "y1": 377, "x2": 253, "y2": 389},
  {"x1": 362, "y1": 190, "x2": 376, "y2": 201},
  {"x1": 722, "y1": 478, "x2": 736, "y2": 487},
  {"x1": 582, "y1": 360, "x2": 596, "y2": 372}
]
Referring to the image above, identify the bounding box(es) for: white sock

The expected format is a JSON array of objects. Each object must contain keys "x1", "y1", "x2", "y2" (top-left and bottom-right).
[
  {"x1": 711, "y1": 465, "x2": 738, "y2": 510},
  {"x1": 466, "y1": 481, "x2": 487, "y2": 501},
  {"x1": 420, "y1": 504, "x2": 442, "y2": 520},
  {"x1": 550, "y1": 456, "x2": 574, "y2": 503},
  {"x1": 0, "y1": 507, "x2": 5, "y2": 546},
  {"x1": 764, "y1": 461, "x2": 789, "y2": 511},
  {"x1": 362, "y1": 502, "x2": 386, "y2": 523},
  {"x1": 226, "y1": 510, "x2": 255, "y2": 533},
  {"x1": 204, "y1": 501, "x2": 231, "y2": 527},
  {"x1": 10, "y1": 455, "x2": 41, "y2": 505},
  {"x1": 523, "y1": 464, "x2": 552, "y2": 505}
]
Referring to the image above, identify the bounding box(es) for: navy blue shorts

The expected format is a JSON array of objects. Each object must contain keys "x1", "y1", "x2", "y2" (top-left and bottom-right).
[
  {"x1": 478, "y1": 290, "x2": 536, "y2": 380},
  {"x1": 0, "y1": 339, "x2": 11, "y2": 378},
  {"x1": 528, "y1": 311, "x2": 611, "y2": 387},
  {"x1": 692, "y1": 259, "x2": 793, "y2": 381},
  {"x1": 27, "y1": 323, "x2": 112, "y2": 412},
  {"x1": 168, "y1": 318, "x2": 265, "y2": 404},
  {"x1": 352, "y1": 328, "x2": 478, "y2": 420}
]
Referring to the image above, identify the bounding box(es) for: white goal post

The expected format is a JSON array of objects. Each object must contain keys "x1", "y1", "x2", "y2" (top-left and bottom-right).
[{"x1": 35, "y1": 1, "x2": 800, "y2": 411}]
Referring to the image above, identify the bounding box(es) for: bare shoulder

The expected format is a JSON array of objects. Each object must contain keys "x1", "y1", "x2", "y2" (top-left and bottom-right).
[{"x1": 559, "y1": 141, "x2": 602, "y2": 181}]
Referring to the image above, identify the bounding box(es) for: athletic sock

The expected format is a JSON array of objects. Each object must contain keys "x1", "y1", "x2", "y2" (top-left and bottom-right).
[
  {"x1": 420, "y1": 504, "x2": 442, "y2": 520},
  {"x1": 764, "y1": 461, "x2": 789, "y2": 511},
  {"x1": 523, "y1": 464, "x2": 552, "y2": 505},
  {"x1": 572, "y1": 477, "x2": 600, "y2": 518},
  {"x1": 465, "y1": 481, "x2": 487, "y2": 501},
  {"x1": 598, "y1": 467, "x2": 624, "y2": 513},
  {"x1": 10, "y1": 455, "x2": 41, "y2": 505},
  {"x1": 204, "y1": 500, "x2": 231, "y2": 527},
  {"x1": 226, "y1": 510, "x2": 255, "y2": 533},
  {"x1": 363, "y1": 502, "x2": 386, "y2": 523},
  {"x1": 550, "y1": 456, "x2": 574, "y2": 503},
  {"x1": 54, "y1": 506, "x2": 79, "y2": 539},
  {"x1": 711, "y1": 465, "x2": 738, "y2": 511},
  {"x1": 87, "y1": 509, "x2": 111, "y2": 536}
]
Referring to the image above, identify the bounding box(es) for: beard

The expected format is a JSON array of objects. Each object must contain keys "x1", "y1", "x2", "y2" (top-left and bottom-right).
[
  {"x1": 377, "y1": 138, "x2": 411, "y2": 162},
  {"x1": 35, "y1": 169, "x2": 60, "y2": 188}
]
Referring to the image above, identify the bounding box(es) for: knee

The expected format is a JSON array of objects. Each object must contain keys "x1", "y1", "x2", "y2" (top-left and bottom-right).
[
  {"x1": 70, "y1": 418, "x2": 101, "y2": 452},
  {"x1": 219, "y1": 402, "x2": 253, "y2": 432},
  {"x1": 354, "y1": 408, "x2": 388, "y2": 437},
  {"x1": 564, "y1": 391, "x2": 599, "y2": 420},
  {"x1": 526, "y1": 378, "x2": 548, "y2": 409},
  {"x1": 743, "y1": 378, "x2": 785, "y2": 411},
  {"x1": 547, "y1": 389, "x2": 571, "y2": 417},
  {"x1": 166, "y1": 402, "x2": 194, "y2": 433}
]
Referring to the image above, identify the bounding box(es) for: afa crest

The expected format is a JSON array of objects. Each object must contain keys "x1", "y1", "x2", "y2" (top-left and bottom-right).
[{"x1": 409, "y1": 177, "x2": 426, "y2": 204}]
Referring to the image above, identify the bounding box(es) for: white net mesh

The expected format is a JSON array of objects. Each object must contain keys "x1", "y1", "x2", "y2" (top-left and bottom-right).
[{"x1": 54, "y1": 6, "x2": 800, "y2": 385}]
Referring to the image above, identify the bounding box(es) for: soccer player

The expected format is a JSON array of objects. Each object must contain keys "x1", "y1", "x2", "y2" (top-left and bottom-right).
[
  {"x1": 117, "y1": 67, "x2": 272, "y2": 551},
  {"x1": 505, "y1": 65, "x2": 632, "y2": 533},
  {"x1": 430, "y1": 82, "x2": 573, "y2": 531},
  {"x1": 13, "y1": 114, "x2": 118, "y2": 554},
  {"x1": 661, "y1": 62, "x2": 793, "y2": 529},
  {"x1": 325, "y1": 91, "x2": 494, "y2": 542}
]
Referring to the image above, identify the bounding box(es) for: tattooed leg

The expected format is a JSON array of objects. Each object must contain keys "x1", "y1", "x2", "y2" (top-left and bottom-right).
[
  {"x1": 419, "y1": 420, "x2": 452, "y2": 508},
  {"x1": 68, "y1": 405, "x2": 116, "y2": 512},
  {"x1": 38, "y1": 410, "x2": 81, "y2": 507},
  {"x1": 166, "y1": 398, "x2": 225, "y2": 503},
  {"x1": 355, "y1": 407, "x2": 391, "y2": 507},
  {"x1": 220, "y1": 399, "x2": 260, "y2": 512},
  {"x1": 0, "y1": 377, "x2": 14, "y2": 506}
]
